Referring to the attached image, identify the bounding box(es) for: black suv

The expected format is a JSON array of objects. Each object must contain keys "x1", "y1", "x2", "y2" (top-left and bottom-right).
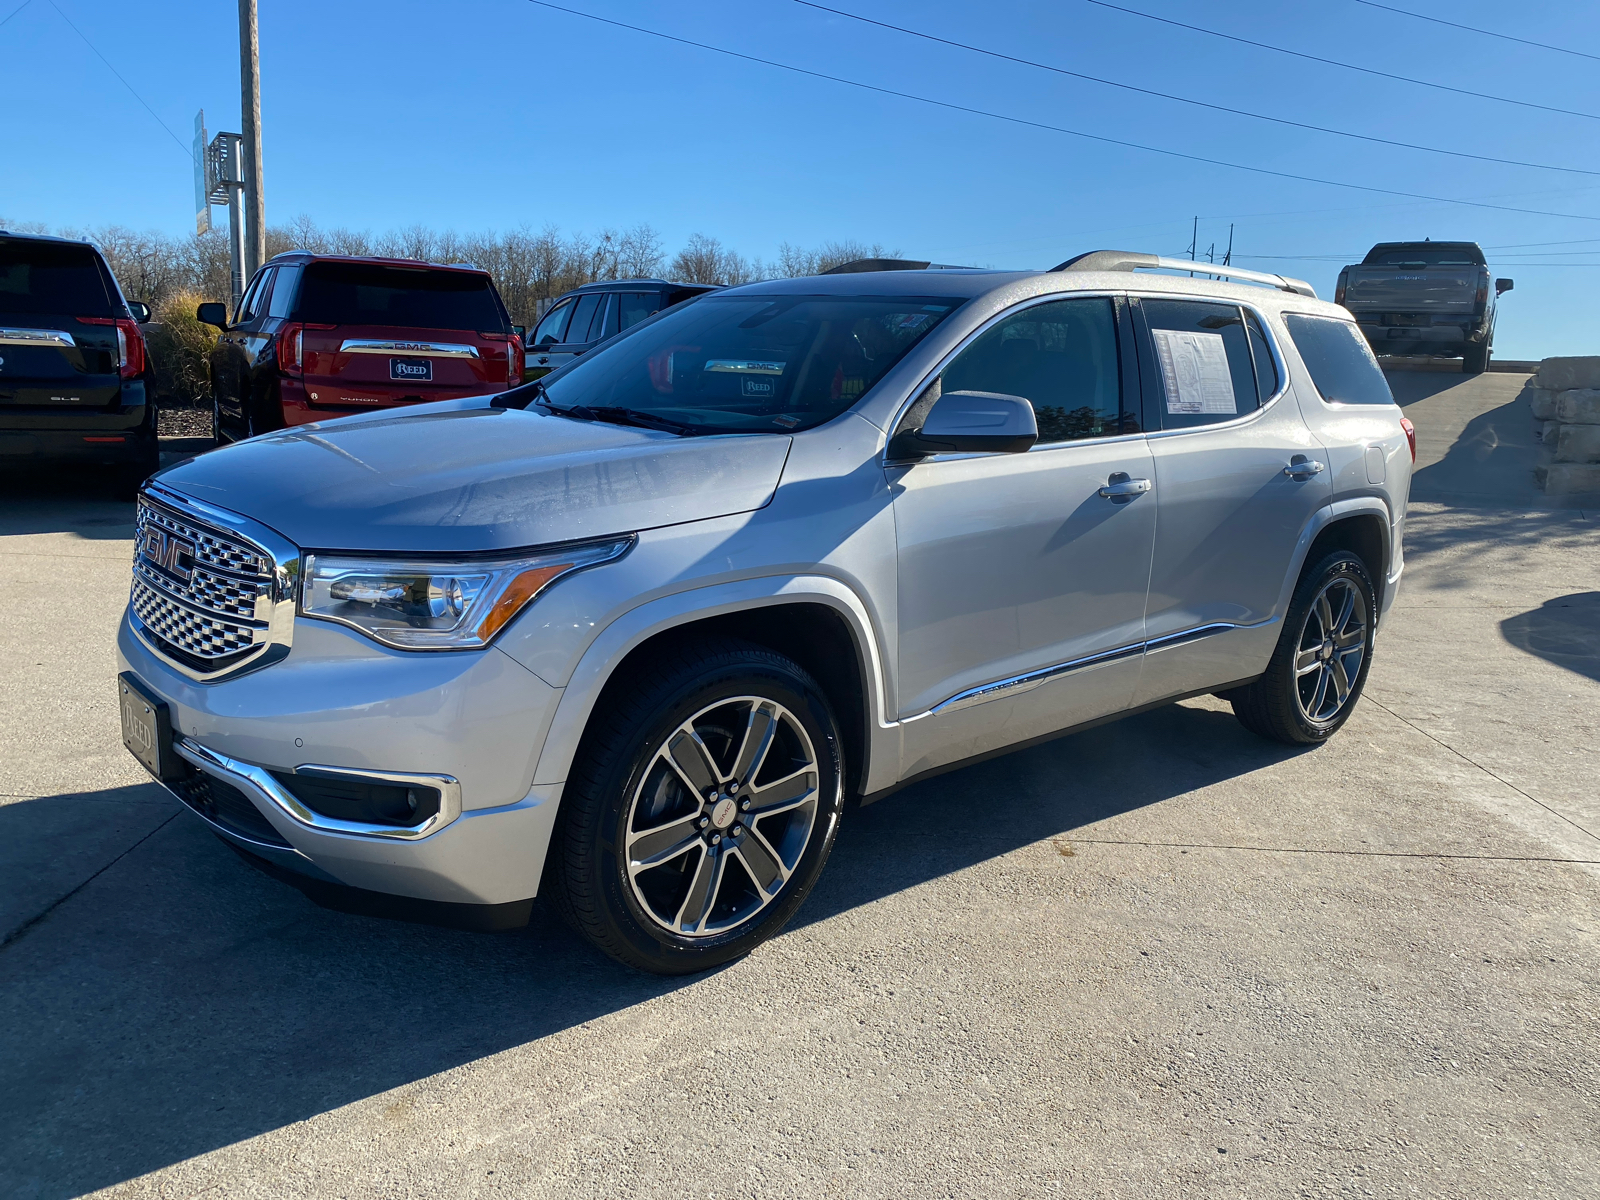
[
  {"x1": 524, "y1": 279, "x2": 718, "y2": 381},
  {"x1": 0, "y1": 231, "x2": 158, "y2": 494}
]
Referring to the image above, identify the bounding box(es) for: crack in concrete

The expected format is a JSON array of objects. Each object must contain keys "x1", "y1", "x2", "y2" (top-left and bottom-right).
[
  {"x1": 1063, "y1": 837, "x2": 1600, "y2": 864},
  {"x1": 0, "y1": 813, "x2": 177, "y2": 951},
  {"x1": 1364, "y1": 695, "x2": 1600, "y2": 845}
]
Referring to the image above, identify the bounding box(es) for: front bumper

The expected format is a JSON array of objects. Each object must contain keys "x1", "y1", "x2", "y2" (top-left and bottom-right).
[{"x1": 119, "y1": 611, "x2": 566, "y2": 904}]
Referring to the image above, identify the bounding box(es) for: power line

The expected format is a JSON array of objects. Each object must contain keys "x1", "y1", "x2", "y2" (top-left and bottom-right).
[
  {"x1": 523, "y1": 0, "x2": 1600, "y2": 224},
  {"x1": 1350, "y1": 1, "x2": 1600, "y2": 63},
  {"x1": 793, "y1": 1, "x2": 1599, "y2": 178},
  {"x1": 0, "y1": 0, "x2": 33, "y2": 29},
  {"x1": 1084, "y1": 0, "x2": 1600, "y2": 124},
  {"x1": 45, "y1": 0, "x2": 193, "y2": 162}
]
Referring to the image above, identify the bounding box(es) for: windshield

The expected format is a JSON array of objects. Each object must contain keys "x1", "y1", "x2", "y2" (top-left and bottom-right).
[
  {"x1": 1362, "y1": 244, "x2": 1484, "y2": 267},
  {"x1": 295, "y1": 262, "x2": 507, "y2": 330},
  {"x1": 539, "y1": 293, "x2": 964, "y2": 433}
]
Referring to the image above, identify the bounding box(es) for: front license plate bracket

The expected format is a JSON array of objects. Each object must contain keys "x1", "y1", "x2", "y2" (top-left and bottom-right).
[{"x1": 118, "y1": 671, "x2": 179, "y2": 781}]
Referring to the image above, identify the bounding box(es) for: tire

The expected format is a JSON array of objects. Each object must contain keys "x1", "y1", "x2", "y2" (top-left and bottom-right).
[
  {"x1": 1227, "y1": 550, "x2": 1376, "y2": 745},
  {"x1": 1463, "y1": 342, "x2": 1490, "y2": 374},
  {"x1": 547, "y1": 637, "x2": 845, "y2": 974}
]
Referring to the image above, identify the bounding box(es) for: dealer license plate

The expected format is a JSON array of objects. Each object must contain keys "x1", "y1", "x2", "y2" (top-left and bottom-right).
[
  {"x1": 390, "y1": 357, "x2": 433, "y2": 382},
  {"x1": 118, "y1": 672, "x2": 174, "y2": 780}
]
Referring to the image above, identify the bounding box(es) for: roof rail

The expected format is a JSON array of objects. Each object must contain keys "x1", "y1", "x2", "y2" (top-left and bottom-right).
[
  {"x1": 1050, "y1": 250, "x2": 1316, "y2": 299},
  {"x1": 820, "y1": 257, "x2": 968, "y2": 274}
]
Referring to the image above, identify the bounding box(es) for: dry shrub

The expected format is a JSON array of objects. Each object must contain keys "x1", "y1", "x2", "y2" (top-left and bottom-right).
[{"x1": 143, "y1": 290, "x2": 220, "y2": 407}]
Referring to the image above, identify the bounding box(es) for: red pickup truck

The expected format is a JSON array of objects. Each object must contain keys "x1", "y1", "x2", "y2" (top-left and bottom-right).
[{"x1": 200, "y1": 254, "x2": 523, "y2": 439}]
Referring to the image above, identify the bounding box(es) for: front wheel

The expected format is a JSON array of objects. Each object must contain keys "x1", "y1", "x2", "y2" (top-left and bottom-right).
[
  {"x1": 1227, "y1": 550, "x2": 1376, "y2": 745},
  {"x1": 547, "y1": 638, "x2": 845, "y2": 974}
]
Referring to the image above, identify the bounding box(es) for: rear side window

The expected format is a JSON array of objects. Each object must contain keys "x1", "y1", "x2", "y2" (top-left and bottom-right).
[
  {"x1": 266, "y1": 265, "x2": 301, "y2": 318},
  {"x1": 1141, "y1": 299, "x2": 1266, "y2": 430},
  {"x1": 941, "y1": 296, "x2": 1126, "y2": 443},
  {"x1": 1284, "y1": 314, "x2": 1395, "y2": 406},
  {"x1": 296, "y1": 263, "x2": 506, "y2": 330},
  {"x1": 0, "y1": 240, "x2": 114, "y2": 316},
  {"x1": 618, "y1": 292, "x2": 658, "y2": 331}
]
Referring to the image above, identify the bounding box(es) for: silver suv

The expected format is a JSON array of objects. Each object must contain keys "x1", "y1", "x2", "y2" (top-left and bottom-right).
[{"x1": 117, "y1": 251, "x2": 1413, "y2": 974}]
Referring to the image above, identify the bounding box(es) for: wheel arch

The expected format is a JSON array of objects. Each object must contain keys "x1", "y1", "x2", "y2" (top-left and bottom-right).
[
  {"x1": 1292, "y1": 500, "x2": 1392, "y2": 619},
  {"x1": 530, "y1": 577, "x2": 894, "y2": 800}
]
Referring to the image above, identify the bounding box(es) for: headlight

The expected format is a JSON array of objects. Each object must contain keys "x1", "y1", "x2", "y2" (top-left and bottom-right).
[{"x1": 301, "y1": 537, "x2": 632, "y2": 650}]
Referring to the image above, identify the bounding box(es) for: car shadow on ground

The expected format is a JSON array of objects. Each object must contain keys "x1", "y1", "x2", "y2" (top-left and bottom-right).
[
  {"x1": 1500, "y1": 592, "x2": 1600, "y2": 684},
  {"x1": 0, "y1": 436, "x2": 215, "y2": 538},
  {"x1": 0, "y1": 699, "x2": 1307, "y2": 1199}
]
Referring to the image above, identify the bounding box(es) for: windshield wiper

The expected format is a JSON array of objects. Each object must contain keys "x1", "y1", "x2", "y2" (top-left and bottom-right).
[
  {"x1": 534, "y1": 399, "x2": 701, "y2": 436},
  {"x1": 587, "y1": 407, "x2": 703, "y2": 436}
]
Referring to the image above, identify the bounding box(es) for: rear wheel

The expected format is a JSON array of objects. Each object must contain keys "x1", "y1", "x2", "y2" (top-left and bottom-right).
[
  {"x1": 1463, "y1": 342, "x2": 1490, "y2": 374},
  {"x1": 1227, "y1": 550, "x2": 1376, "y2": 745},
  {"x1": 547, "y1": 638, "x2": 844, "y2": 974}
]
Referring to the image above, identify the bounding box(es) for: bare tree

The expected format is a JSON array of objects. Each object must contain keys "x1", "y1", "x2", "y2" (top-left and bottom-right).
[{"x1": 618, "y1": 223, "x2": 665, "y2": 278}]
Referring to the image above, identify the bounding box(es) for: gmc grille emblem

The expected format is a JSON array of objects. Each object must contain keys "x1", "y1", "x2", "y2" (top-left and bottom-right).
[{"x1": 140, "y1": 528, "x2": 197, "y2": 582}]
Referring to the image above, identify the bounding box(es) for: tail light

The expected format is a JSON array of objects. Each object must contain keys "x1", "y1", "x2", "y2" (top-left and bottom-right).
[
  {"x1": 276, "y1": 323, "x2": 304, "y2": 375},
  {"x1": 1399, "y1": 416, "x2": 1416, "y2": 462},
  {"x1": 509, "y1": 333, "x2": 524, "y2": 385},
  {"x1": 1334, "y1": 269, "x2": 1348, "y2": 307},
  {"x1": 1475, "y1": 270, "x2": 1489, "y2": 310},
  {"x1": 77, "y1": 316, "x2": 147, "y2": 378}
]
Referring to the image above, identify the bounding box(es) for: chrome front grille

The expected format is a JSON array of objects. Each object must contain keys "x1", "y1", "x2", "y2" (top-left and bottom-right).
[
  {"x1": 131, "y1": 577, "x2": 262, "y2": 660},
  {"x1": 139, "y1": 503, "x2": 271, "y2": 576},
  {"x1": 129, "y1": 492, "x2": 298, "y2": 679}
]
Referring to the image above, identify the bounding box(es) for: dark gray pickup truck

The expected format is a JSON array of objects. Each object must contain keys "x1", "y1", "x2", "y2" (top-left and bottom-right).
[{"x1": 1335, "y1": 241, "x2": 1512, "y2": 373}]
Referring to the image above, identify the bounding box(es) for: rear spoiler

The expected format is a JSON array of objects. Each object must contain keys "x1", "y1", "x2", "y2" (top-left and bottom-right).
[{"x1": 1051, "y1": 250, "x2": 1317, "y2": 299}]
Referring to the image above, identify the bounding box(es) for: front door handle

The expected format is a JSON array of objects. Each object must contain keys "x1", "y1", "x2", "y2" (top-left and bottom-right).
[
  {"x1": 1098, "y1": 475, "x2": 1152, "y2": 499},
  {"x1": 1284, "y1": 456, "x2": 1326, "y2": 480}
]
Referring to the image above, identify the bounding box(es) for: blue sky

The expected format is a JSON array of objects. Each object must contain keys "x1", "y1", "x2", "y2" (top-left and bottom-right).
[{"x1": 3, "y1": 0, "x2": 1598, "y2": 358}]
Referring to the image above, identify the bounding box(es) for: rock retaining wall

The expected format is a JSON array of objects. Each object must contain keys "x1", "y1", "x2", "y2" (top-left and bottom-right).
[{"x1": 1527, "y1": 358, "x2": 1600, "y2": 495}]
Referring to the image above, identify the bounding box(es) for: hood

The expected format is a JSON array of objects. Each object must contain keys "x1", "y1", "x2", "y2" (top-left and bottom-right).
[{"x1": 153, "y1": 400, "x2": 793, "y2": 552}]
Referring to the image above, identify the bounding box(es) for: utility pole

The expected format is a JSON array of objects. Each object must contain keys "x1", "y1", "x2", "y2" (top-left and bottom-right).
[
  {"x1": 1223, "y1": 223, "x2": 1234, "y2": 267},
  {"x1": 1188, "y1": 216, "x2": 1197, "y2": 278},
  {"x1": 239, "y1": 0, "x2": 265, "y2": 279}
]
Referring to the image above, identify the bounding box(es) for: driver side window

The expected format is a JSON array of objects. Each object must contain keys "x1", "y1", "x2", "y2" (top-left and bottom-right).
[
  {"x1": 940, "y1": 296, "x2": 1127, "y2": 443},
  {"x1": 532, "y1": 298, "x2": 574, "y2": 346}
]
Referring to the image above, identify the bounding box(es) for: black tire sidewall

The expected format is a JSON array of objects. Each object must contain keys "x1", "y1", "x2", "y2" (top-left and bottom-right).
[
  {"x1": 1282, "y1": 551, "x2": 1377, "y2": 741},
  {"x1": 580, "y1": 653, "x2": 844, "y2": 974}
]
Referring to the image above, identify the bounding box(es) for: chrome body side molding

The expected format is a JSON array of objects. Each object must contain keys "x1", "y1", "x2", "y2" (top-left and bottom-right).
[
  {"x1": 338, "y1": 338, "x2": 481, "y2": 359},
  {"x1": 917, "y1": 619, "x2": 1276, "y2": 718}
]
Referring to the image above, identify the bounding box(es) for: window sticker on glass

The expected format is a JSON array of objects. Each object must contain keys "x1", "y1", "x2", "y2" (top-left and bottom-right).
[
  {"x1": 1151, "y1": 329, "x2": 1237, "y2": 415},
  {"x1": 704, "y1": 359, "x2": 785, "y2": 375},
  {"x1": 741, "y1": 376, "x2": 778, "y2": 399}
]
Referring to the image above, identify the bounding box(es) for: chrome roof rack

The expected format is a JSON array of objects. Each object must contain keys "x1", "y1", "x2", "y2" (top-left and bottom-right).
[{"x1": 1050, "y1": 250, "x2": 1316, "y2": 299}]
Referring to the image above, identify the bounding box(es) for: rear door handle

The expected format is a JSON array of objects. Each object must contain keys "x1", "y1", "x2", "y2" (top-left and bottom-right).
[
  {"x1": 1284, "y1": 457, "x2": 1326, "y2": 479},
  {"x1": 1098, "y1": 476, "x2": 1152, "y2": 498}
]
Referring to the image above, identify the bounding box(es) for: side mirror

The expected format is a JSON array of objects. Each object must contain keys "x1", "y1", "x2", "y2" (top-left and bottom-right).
[
  {"x1": 510, "y1": 324, "x2": 526, "y2": 339},
  {"x1": 889, "y1": 390, "x2": 1038, "y2": 458},
  {"x1": 196, "y1": 301, "x2": 229, "y2": 330},
  {"x1": 1495, "y1": 278, "x2": 1514, "y2": 295},
  {"x1": 127, "y1": 301, "x2": 152, "y2": 323}
]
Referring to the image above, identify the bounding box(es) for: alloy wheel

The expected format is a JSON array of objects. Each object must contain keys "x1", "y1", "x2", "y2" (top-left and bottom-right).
[
  {"x1": 1294, "y1": 576, "x2": 1369, "y2": 723},
  {"x1": 624, "y1": 696, "x2": 819, "y2": 938}
]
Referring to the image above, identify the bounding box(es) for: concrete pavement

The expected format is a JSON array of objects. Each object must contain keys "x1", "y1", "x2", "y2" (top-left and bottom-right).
[{"x1": 1, "y1": 370, "x2": 1596, "y2": 1199}]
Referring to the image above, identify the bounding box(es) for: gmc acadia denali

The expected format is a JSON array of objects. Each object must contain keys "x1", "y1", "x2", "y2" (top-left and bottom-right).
[{"x1": 118, "y1": 251, "x2": 1413, "y2": 974}]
